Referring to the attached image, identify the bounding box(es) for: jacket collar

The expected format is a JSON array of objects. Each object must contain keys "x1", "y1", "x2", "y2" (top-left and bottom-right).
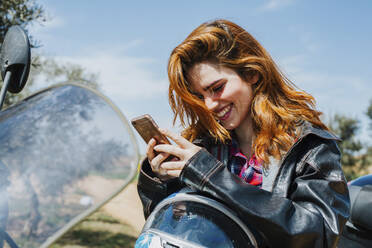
[{"x1": 297, "y1": 121, "x2": 340, "y2": 142}]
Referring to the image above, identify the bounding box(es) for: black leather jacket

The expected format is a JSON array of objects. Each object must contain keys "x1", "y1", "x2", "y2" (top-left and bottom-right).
[{"x1": 137, "y1": 122, "x2": 350, "y2": 247}]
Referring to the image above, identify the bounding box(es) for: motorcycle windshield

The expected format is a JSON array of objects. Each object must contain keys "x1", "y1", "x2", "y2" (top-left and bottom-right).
[{"x1": 0, "y1": 84, "x2": 139, "y2": 247}]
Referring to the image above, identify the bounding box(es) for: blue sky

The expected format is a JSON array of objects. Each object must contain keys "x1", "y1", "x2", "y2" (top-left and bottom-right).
[{"x1": 30, "y1": 0, "x2": 372, "y2": 151}]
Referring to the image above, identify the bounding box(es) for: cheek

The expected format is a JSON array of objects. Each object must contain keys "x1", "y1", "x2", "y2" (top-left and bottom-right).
[
  {"x1": 222, "y1": 86, "x2": 240, "y2": 99},
  {"x1": 236, "y1": 89, "x2": 253, "y2": 112}
]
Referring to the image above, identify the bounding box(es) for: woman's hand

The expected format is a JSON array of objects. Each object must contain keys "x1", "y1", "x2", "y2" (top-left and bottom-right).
[
  {"x1": 146, "y1": 128, "x2": 201, "y2": 178},
  {"x1": 146, "y1": 137, "x2": 171, "y2": 180},
  {"x1": 155, "y1": 128, "x2": 202, "y2": 177}
]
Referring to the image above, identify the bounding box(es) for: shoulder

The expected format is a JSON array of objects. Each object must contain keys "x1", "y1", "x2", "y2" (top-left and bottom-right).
[
  {"x1": 297, "y1": 121, "x2": 340, "y2": 142},
  {"x1": 291, "y1": 122, "x2": 342, "y2": 179},
  {"x1": 300, "y1": 137, "x2": 343, "y2": 179}
]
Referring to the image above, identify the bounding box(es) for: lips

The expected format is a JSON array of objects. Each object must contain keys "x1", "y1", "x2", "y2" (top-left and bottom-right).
[{"x1": 216, "y1": 104, "x2": 232, "y2": 120}]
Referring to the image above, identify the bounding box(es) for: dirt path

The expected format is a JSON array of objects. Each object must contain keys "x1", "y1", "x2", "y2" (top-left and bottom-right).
[
  {"x1": 76, "y1": 175, "x2": 145, "y2": 236},
  {"x1": 102, "y1": 180, "x2": 145, "y2": 235}
]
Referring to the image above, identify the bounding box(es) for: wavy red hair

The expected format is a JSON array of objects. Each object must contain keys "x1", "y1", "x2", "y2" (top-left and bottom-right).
[{"x1": 168, "y1": 19, "x2": 328, "y2": 166}]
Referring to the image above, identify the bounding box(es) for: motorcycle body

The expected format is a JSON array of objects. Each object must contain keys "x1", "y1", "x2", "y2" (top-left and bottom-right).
[{"x1": 338, "y1": 174, "x2": 372, "y2": 247}]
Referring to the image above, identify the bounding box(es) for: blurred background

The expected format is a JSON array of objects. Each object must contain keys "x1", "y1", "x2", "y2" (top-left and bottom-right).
[{"x1": 1, "y1": 0, "x2": 372, "y2": 247}]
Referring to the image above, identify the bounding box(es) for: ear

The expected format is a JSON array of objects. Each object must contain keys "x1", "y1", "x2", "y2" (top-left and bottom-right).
[{"x1": 248, "y1": 72, "x2": 260, "y2": 85}]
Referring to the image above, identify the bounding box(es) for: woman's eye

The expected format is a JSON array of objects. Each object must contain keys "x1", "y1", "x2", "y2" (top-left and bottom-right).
[
  {"x1": 193, "y1": 93, "x2": 204, "y2": 100},
  {"x1": 212, "y1": 84, "x2": 225, "y2": 93}
]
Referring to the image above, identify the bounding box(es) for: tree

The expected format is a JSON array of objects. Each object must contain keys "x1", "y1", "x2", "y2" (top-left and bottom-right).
[
  {"x1": 28, "y1": 56, "x2": 100, "y2": 90},
  {"x1": 1, "y1": 0, "x2": 46, "y2": 108},
  {"x1": 363, "y1": 99, "x2": 372, "y2": 166},
  {"x1": 367, "y1": 99, "x2": 372, "y2": 131},
  {"x1": 0, "y1": 0, "x2": 45, "y2": 46},
  {"x1": 329, "y1": 114, "x2": 362, "y2": 167},
  {"x1": 0, "y1": 0, "x2": 99, "y2": 108}
]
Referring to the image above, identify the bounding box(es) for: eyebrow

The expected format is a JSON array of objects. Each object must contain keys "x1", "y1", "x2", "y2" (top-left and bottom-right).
[{"x1": 203, "y1": 79, "x2": 224, "y2": 92}]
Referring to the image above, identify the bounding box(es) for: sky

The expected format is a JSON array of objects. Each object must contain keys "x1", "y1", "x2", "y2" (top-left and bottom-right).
[{"x1": 29, "y1": 0, "x2": 372, "y2": 152}]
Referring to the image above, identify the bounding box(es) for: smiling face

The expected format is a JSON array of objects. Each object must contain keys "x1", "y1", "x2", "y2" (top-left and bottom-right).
[{"x1": 187, "y1": 61, "x2": 258, "y2": 131}]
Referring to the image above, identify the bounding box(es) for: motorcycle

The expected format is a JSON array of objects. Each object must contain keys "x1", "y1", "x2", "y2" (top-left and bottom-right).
[{"x1": 0, "y1": 26, "x2": 371, "y2": 248}]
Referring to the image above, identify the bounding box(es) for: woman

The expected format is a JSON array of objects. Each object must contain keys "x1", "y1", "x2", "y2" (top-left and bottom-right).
[{"x1": 137, "y1": 19, "x2": 350, "y2": 247}]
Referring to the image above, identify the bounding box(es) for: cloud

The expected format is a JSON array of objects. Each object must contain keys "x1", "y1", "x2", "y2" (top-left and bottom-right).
[
  {"x1": 53, "y1": 52, "x2": 168, "y2": 100},
  {"x1": 279, "y1": 55, "x2": 369, "y2": 111},
  {"x1": 277, "y1": 55, "x2": 371, "y2": 143},
  {"x1": 33, "y1": 49, "x2": 173, "y2": 154},
  {"x1": 259, "y1": 0, "x2": 296, "y2": 11}
]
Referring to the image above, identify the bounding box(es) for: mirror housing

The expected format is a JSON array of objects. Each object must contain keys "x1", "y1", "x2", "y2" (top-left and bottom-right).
[{"x1": 0, "y1": 25, "x2": 31, "y2": 93}]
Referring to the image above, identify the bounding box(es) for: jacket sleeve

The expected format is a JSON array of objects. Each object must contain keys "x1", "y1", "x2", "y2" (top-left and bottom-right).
[
  {"x1": 179, "y1": 139, "x2": 350, "y2": 248},
  {"x1": 137, "y1": 157, "x2": 184, "y2": 219}
]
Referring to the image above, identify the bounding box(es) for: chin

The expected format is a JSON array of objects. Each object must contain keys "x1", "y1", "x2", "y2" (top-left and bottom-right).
[{"x1": 222, "y1": 122, "x2": 237, "y2": 130}]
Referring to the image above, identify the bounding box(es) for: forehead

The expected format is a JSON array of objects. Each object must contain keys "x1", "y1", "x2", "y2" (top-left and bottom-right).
[{"x1": 187, "y1": 62, "x2": 227, "y2": 91}]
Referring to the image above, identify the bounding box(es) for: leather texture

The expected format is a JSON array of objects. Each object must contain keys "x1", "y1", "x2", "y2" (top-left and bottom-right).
[
  {"x1": 137, "y1": 122, "x2": 350, "y2": 248},
  {"x1": 350, "y1": 185, "x2": 372, "y2": 231}
]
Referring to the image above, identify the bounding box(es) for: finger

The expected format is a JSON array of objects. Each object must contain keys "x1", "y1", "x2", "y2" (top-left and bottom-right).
[
  {"x1": 151, "y1": 152, "x2": 170, "y2": 170},
  {"x1": 170, "y1": 156, "x2": 180, "y2": 161},
  {"x1": 160, "y1": 161, "x2": 185, "y2": 170},
  {"x1": 160, "y1": 128, "x2": 191, "y2": 148},
  {"x1": 166, "y1": 170, "x2": 181, "y2": 177},
  {"x1": 146, "y1": 138, "x2": 157, "y2": 161},
  {"x1": 154, "y1": 144, "x2": 184, "y2": 159}
]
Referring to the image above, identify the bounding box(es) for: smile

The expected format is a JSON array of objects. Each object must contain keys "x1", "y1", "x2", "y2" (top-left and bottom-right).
[{"x1": 216, "y1": 104, "x2": 232, "y2": 120}]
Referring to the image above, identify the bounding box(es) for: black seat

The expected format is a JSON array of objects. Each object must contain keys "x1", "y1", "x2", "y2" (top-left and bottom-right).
[
  {"x1": 338, "y1": 185, "x2": 372, "y2": 248},
  {"x1": 349, "y1": 185, "x2": 372, "y2": 231}
]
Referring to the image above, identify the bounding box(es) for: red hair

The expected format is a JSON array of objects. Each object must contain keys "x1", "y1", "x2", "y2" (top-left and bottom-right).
[{"x1": 168, "y1": 19, "x2": 328, "y2": 166}]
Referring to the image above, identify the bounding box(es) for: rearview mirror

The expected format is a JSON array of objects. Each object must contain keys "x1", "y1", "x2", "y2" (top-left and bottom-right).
[{"x1": 0, "y1": 25, "x2": 31, "y2": 94}]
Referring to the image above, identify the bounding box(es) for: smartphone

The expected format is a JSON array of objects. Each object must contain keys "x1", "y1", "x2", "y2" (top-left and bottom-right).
[{"x1": 131, "y1": 114, "x2": 171, "y2": 145}]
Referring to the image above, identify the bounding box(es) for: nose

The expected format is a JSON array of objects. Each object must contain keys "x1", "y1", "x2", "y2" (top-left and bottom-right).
[{"x1": 204, "y1": 96, "x2": 218, "y2": 111}]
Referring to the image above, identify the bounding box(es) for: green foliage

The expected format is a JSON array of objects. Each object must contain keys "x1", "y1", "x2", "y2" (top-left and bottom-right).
[
  {"x1": 367, "y1": 99, "x2": 372, "y2": 130},
  {"x1": 51, "y1": 211, "x2": 137, "y2": 248},
  {"x1": 329, "y1": 114, "x2": 362, "y2": 166},
  {"x1": 363, "y1": 100, "x2": 372, "y2": 168},
  {"x1": 0, "y1": 0, "x2": 46, "y2": 108},
  {"x1": 328, "y1": 100, "x2": 372, "y2": 180},
  {"x1": 0, "y1": 1, "x2": 99, "y2": 109},
  {"x1": 0, "y1": 0, "x2": 45, "y2": 46},
  {"x1": 29, "y1": 56, "x2": 100, "y2": 90}
]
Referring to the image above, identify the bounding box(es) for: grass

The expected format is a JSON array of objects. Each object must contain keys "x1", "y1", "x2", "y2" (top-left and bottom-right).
[{"x1": 50, "y1": 211, "x2": 138, "y2": 248}]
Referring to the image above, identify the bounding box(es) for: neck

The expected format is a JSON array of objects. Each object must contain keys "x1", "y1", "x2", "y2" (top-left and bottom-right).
[{"x1": 234, "y1": 116, "x2": 254, "y2": 157}]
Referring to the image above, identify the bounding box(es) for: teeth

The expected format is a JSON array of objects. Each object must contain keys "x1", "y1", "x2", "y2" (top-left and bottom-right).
[{"x1": 217, "y1": 105, "x2": 231, "y2": 118}]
